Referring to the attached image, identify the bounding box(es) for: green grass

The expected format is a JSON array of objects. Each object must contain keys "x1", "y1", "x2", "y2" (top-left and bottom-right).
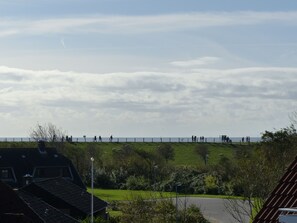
[
  {"x1": 172, "y1": 143, "x2": 236, "y2": 166},
  {"x1": 188, "y1": 194, "x2": 244, "y2": 200},
  {"x1": 96, "y1": 142, "x2": 242, "y2": 167},
  {"x1": 87, "y1": 188, "x2": 176, "y2": 201},
  {"x1": 88, "y1": 188, "x2": 244, "y2": 202}
]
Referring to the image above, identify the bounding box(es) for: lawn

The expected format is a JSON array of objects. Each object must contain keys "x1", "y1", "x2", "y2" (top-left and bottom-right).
[
  {"x1": 87, "y1": 188, "x2": 176, "y2": 201},
  {"x1": 87, "y1": 188, "x2": 244, "y2": 202}
]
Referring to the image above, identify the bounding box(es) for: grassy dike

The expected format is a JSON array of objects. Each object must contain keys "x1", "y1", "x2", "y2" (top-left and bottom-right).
[
  {"x1": 85, "y1": 142, "x2": 245, "y2": 166},
  {"x1": 0, "y1": 141, "x2": 251, "y2": 167}
]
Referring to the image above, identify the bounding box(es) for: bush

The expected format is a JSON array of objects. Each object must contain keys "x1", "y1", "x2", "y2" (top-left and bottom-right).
[
  {"x1": 94, "y1": 168, "x2": 115, "y2": 189},
  {"x1": 183, "y1": 205, "x2": 210, "y2": 223},
  {"x1": 204, "y1": 175, "x2": 219, "y2": 195},
  {"x1": 125, "y1": 175, "x2": 150, "y2": 190},
  {"x1": 159, "y1": 167, "x2": 206, "y2": 194},
  {"x1": 119, "y1": 194, "x2": 209, "y2": 223}
]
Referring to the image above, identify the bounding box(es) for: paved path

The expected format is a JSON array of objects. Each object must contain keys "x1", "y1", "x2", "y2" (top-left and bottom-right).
[{"x1": 176, "y1": 197, "x2": 251, "y2": 223}]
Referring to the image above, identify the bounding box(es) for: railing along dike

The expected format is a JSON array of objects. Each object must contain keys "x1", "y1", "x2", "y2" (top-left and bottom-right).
[{"x1": 0, "y1": 137, "x2": 261, "y2": 143}]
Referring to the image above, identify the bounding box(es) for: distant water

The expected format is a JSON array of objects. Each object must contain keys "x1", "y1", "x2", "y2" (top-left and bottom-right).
[{"x1": 0, "y1": 136, "x2": 261, "y2": 143}]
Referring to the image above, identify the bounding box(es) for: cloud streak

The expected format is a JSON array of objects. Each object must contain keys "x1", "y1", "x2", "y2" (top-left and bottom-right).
[
  {"x1": 170, "y1": 57, "x2": 220, "y2": 67},
  {"x1": 0, "y1": 11, "x2": 297, "y2": 37}
]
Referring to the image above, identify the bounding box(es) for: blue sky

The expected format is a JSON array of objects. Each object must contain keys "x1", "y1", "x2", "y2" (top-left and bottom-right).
[{"x1": 1, "y1": 0, "x2": 297, "y2": 137}]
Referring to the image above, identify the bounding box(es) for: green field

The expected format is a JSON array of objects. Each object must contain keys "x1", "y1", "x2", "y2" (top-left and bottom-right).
[{"x1": 87, "y1": 188, "x2": 176, "y2": 201}]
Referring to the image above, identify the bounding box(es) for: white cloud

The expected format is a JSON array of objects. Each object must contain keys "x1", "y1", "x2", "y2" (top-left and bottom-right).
[
  {"x1": 0, "y1": 65, "x2": 296, "y2": 136},
  {"x1": 170, "y1": 57, "x2": 220, "y2": 67},
  {"x1": 0, "y1": 11, "x2": 297, "y2": 37},
  {"x1": 0, "y1": 65, "x2": 296, "y2": 108}
]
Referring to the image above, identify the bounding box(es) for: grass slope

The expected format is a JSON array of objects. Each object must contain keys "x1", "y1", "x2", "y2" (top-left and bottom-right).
[
  {"x1": 0, "y1": 141, "x2": 250, "y2": 167},
  {"x1": 97, "y1": 142, "x2": 244, "y2": 166}
]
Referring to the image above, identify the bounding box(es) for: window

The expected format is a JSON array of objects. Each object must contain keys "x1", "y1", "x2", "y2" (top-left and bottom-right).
[
  {"x1": 61, "y1": 167, "x2": 71, "y2": 178},
  {"x1": 0, "y1": 168, "x2": 16, "y2": 182},
  {"x1": 1, "y1": 169, "x2": 8, "y2": 178}
]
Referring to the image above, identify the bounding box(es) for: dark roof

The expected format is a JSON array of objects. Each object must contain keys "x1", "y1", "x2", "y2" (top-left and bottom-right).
[
  {"x1": 18, "y1": 190, "x2": 79, "y2": 223},
  {"x1": 0, "y1": 147, "x2": 85, "y2": 188},
  {"x1": 0, "y1": 181, "x2": 44, "y2": 223},
  {"x1": 22, "y1": 177, "x2": 107, "y2": 215},
  {"x1": 0, "y1": 213, "x2": 37, "y2": 223},
  {"x1": 253, "y1": 156, "x2": 297, "y2": 223}
]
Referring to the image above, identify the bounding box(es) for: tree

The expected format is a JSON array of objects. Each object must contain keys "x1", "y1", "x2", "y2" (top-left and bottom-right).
[
  {"x1": 261, "y1": 125, "x2": 297, "y2": 173},
  {"x1": 156, "y1": 144, "x2": 175, "y2": 163},
  {"x1": 225, "y1": 152, "x2": 267, "y2": 222},
  {"x1": 195, "y1": 144, "x2": 209, "y2": 165},
  {"x1": 225, "y1": 125, "x2": 297, "y2": 223},
  {"x1": 29, "y1": 122, "x2": 66, "y2": 142}
]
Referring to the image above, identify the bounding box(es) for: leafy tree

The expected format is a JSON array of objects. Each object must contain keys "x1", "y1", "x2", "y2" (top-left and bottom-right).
[
  {"x1": 60, "y1": 143, "x2": 102, "y2": 184},
  {"x1": 225, "y1": 125, "x2": 297, "y2": 222},
  {"x1": 156, "y1": 144, "x2": 175, "y2": 163},
  {"x1": 215, "y1": 155, "x2": 235, "y2": 182},
  {"x1": 61, "y1": 143, "x2": 89, "y2": 180},
  {"x1": 261, "y1": 125, "x2": 297, "y2": 173},
  {"x1": 195, "y1": 144, "x2": 209, "y2": 165}
]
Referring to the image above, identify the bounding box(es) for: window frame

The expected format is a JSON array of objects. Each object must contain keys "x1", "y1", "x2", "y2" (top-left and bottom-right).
[{"x1": 0, "y1": 167, "x2": 17, "y2": 182}]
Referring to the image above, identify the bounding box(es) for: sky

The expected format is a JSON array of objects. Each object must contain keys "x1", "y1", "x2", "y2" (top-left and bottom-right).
[{"x1": 1, "y1": 0, "x2": 297, "y2": 137}]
